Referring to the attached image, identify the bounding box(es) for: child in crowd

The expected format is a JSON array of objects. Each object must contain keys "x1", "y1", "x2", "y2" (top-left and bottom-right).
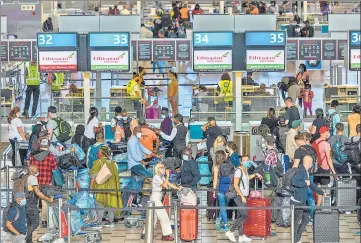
[{"x1": 302, "y1": 84, "x2": 314, "y2": 116}]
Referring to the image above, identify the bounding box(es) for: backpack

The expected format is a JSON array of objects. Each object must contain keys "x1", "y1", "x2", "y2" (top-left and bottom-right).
[
  {"x1": 343, "y1": 137, "x2": 361, "y2": 165},
  {"x1": 299, "y1": 145, "x2": 318, "y2": 174},
  {"x1": 275, "y1": 126, "x2": 289, "y2": 153},
  {"x1": 219, "y1": 161, "x2": 235, "y2": 193},
  {"x1": 331, "y1": 137, "x2": 349, "y2": 164},
  {"x1": 168, "y1": 31, "x2": 178, "y2": 38},
  {"x1": 160, "y1": 13, "x2": 172, "y2": 27},
  {"x1": 2, "y1": 203, "x2": 20, "y2": 233},
  {"x1": 325, "y1": 111, "x2": 338, "y2": 135},
  {"x1": 12, "y1": 171, "x2": 29, "y2": 197},
  {"x1": 311, "y1": 139, "x2": 328, "y2": 167},
  {"x1": 282, "y1": 167, "x2": 301, "y2": 193},
  {"x1": 52, "y1": 117, "x2": 72, "y2": 142},
  {"x1": 177, "y1": 26, "x2": 186, "y2": 38}
]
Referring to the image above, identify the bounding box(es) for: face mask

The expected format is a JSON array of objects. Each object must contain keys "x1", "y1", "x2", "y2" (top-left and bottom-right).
[
  {"x1": 182, "y1": 155, "x2": 189, "y2": 161},
  {"x1": 173, "y1": 122, "x2": 178, "y2": 126},
  {"x1": 136, "y1": 133, "x2": 142, "y2": 139},
  {"x1": 242, "y1": 161, "x2": 252, "y2": 169},
  {"x1": 161, "y1": 114, "x2": 166, "y2": 119},
  {"x1": 116, "y1": 116, "x2": 122, "y2": 119},
  {"x1": 34, "y1": 172, "x2": 39, "y2": 177},
  {"x1": 122, "y1": 116, "x2": 128, "y2": 121},
  {"x1": 19, "y1": 199, "x2": 26, "y2": 206},
  {"x1": 298, "y1": 68, "x2": 303, "y2": 72},
  {"x1": 308, "y1": 163, "x2": 313, "y2": 170}
]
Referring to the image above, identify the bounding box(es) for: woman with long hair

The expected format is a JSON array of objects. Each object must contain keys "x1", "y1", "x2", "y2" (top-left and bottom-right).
[
  {"x1": 210, "y1": 135, "x2": 227, "y2": 167},
  {"x1": 85, "y1": 107, "x2": 100, "y2": 140},
  {"x1": 168, "y1": 71, "x2": 179, "y2": 117},
  {"x1": 8, "y1": 106, "x2": 27, "y2": 166},
  {"x1": 309, "y1": 108, "x2": 327, "y2": 142},
  {"x1": 261, "y1": 108, "x2": 278, "y2": 134},
  {"x1": 296, "y1": 64, "x2": 309, "y2": 107},
  {"x1": 141, "y1": 162, "x2": 181, "y2": 241}
]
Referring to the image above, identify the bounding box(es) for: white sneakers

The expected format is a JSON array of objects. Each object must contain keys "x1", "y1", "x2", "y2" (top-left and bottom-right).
[
  {"x1": 225, "y1": 231, "x2": 237, "y2": 242},
  {"x1": 238, "y1": 234, "x2": 252, "y2": 242},
  {"x1": 225, "y1": 231, "x2": 252, "y2": 243}
]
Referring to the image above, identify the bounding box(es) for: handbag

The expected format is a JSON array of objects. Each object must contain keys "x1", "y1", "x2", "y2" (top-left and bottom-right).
[{"x1": 95, "y1": 160, "x2": 112, "y2": 185}]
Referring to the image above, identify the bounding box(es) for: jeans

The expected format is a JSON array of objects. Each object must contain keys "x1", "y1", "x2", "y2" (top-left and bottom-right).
[
  {"x1": 9, "y1": 139, "x2": 27, "y2": 166},
  {"x1": 230, "y1": 197, "x2": 248, "y2": 235},
  {"x1": 24, "y1": 85, "x2": 40, "y2": 116},
  {"x1": 152, "y1": 61, "x2": 164, "y2": 74},
  {"x1": 131, "y1": 164, "x2": 152, "y2": 177},
  {"x1": 303, "y1": 102, "x2": 312, "y2": 116},
  {"x1": 26, "y1": 206, "x2": 39, "y2": 243},
  {"x1": 292, "y1": 202, "x2": 310, "y2": 243},
  {"x1": 217, "y1": 192, "x2": 229, "y2": 225},
  {"x1": 307, "y1": 175, "x2": 315, "y2": 218}
]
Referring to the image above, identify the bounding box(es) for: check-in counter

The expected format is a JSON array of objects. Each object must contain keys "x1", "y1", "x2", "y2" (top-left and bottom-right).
[
  {"x1": 0, "y1": 88, "x2": 14, "y2": 117},
  {"x1": 109, "y1": 87, "x2": 133, "y2": 112},
  {"x1": 324, "y1": 85, "x2": 359, "y2": 113}
]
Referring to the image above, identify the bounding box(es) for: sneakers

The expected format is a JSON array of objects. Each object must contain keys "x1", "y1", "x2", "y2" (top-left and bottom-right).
[
  {"x1": 161, "y1": 235, "x2": 175, "y2": 241},
  {"x1": 221, "y1": 225, "x2": 229, "y2": 231},
  {"x1": 238, "y1": 234, "x2": 252, "y2": 242},
  {"x1": 89, "y1": 224, "x2": 103, "y2": 230},
  {"x1": 225, "y1": 231, "x2": 237, "y2": 243},
  {"x1": 104, "y1": 222, "x2": 115, "y2": 228},
  {"x1": 215, "y1": 217, "x2": 221, "y2": 230}
]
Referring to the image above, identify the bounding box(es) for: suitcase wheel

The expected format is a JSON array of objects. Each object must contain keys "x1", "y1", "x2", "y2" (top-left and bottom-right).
[
  {"x1": 85, "y1": 232, "x2": 102, "y2": 243},
  {"x1": 125, "y1": 219, "x2": 139, "y2": 228}
]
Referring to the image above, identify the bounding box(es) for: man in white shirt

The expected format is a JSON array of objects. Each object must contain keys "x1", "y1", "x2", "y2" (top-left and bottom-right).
[
  {"x1": 140, "y1": 24, "x2": 154, "y2": 39},
  {"x1": 111, "y1": 106, "x2": 123, "y2": 134},
  {"x1": 120, "y1": 5, "x2": 131, "y2": 15}
]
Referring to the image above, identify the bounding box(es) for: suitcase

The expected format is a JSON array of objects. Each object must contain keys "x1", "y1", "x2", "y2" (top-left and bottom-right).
[
  {"x1": 313, "y1": 210, "x2": 339, "y2": 243},
  {"x1": 244, "y1": 180, "x2": 271, "y2": 238},
  {"x1": 334, "y1": 178, "x2": 357, "y2": 212},
  {"x1": 206, "y1": 191, "x2": 218, "y2": 221},
  {"x1": 180, "y1": 208, "x2": 198, "y2": 242},
  {"x1": 145, "y1": 106, "x2": 159, "y2": 119},
  {"x1": 197, "y1": 156, "x2": 211, "y2": 186},
  {"x1": 322, "y1": 195, "x2": 332, "y2": 212}
]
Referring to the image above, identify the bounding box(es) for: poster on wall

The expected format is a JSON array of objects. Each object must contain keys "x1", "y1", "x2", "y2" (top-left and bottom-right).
[
  {"x1": 90, "y1": 51, "x2": 129, "y2": 71},
  {"x1": 286, "y1": 40, "x2": 298, "y2": 60},
  {"x1": 1, "y1": 41, "x2": 8, "y2": 61},
  {"x1": 38, "y1": 51, "x2": 78, "y2": 72},
  {"x1": 176, "y1": 40, "x2": 191, "y2": 61},
  {"x1": 9, "y1": 41, "x2": 31, "y2": 62},
  {"x1": 246, "y1": 50, "x2": 285, "y2": 71},
  {"x1": 349, "y1": 49, "x2": 361, "y2": 71},
  {"x1": 322, "y1": 39, "x2": 336, "y2": 60},
  {"x1": 153, "y1": 40, "x2": 175, "y2": 61},
  {"x1": 31, "y1": 41, "x2": 38, "y2": 62},
  {"x1": 337, "y1": 40, "x2": 347, "y2": 60},
  {"x1": 131, "y1": 41, "x2": 137, "y2": 61},
  {"x1": 137, "y1": 40, "x2": 152, "y2": 61},
  {"x1": 193, "y1": 50, "x2": 232, "y2": 72},
  {"x1": 299, "y1": 39, "x2": 321, "y2": 60}
]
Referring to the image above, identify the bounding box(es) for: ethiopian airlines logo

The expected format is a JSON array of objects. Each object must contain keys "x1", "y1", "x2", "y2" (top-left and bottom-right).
[
  {"x1": 275, "y1": 52, "x2": 282, "y2": 57},
  {"x1": 92, "y1": 52, "x2": 126, "y2": 63},
  {"x1": 196, "y1": 52, "x2": 230, "y2": 63},
  {"x1": 42, "y1": 52, "x2": 75, "y2": 62}
]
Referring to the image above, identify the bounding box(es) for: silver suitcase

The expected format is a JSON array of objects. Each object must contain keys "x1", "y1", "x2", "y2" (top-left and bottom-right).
[{"x1": 334, "y1": 179, "x2": 357, "y2": 212}]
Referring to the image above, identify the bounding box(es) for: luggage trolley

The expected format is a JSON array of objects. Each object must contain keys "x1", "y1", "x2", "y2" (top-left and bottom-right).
[{"x1": 14, "y1": 138, "x2": 29, "y2": 166}]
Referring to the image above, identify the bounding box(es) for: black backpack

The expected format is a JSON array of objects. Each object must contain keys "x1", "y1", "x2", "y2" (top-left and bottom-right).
[
  {"x1": 325, "y1": 111, "x2": 339, "y2": 135},
  {"x1": 282, "y1": 168, "x2": 301, "y2": 193},
  {"x1": 298, "y1": 145, "x2": 318, "y2": 174},
  {"x1": 344, "y1": 137, "x2": 361, "y2": 165},
  {"x1": 2, "y1": 203, "x2": 20, "y2": 233},
  {"x1": 52, "y1": 117, "x2": 72, "y2": 142}
]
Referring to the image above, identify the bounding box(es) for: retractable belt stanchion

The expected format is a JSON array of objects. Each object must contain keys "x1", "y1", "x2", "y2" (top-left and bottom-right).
[
  {"x1": 59, "y1": 198, "x2": 63, "y2": 240},
  {"x1": 145, "y1": 201, "x2": 155, "y2": 243},
  {"x1": 67, "y1": 206, "x2": 71, "y2": 243},
  {"x1": 6, "y1": 164, "x2": 10, "y2": 205},
  {"x1": 174, "y1": 202, "x2": 179, "y2": 243},
  {"x1": 291, "y1": 204, "x2": 295, "y2": 243}
]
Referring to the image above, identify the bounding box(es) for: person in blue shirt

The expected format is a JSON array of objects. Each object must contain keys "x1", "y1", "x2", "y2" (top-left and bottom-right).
[
  {"x1": 327, "y1": 100, "x2": 341, "y2": 135},
  {"x1": 291, "y1": 155, "x2": 325, "y2": 243},
  {"x1": 226, "y1": 141, "x2": 240, "y2": 167},
  {"x1": 6, "y1": 192, "x2": 27, "y2": 243},
  {"x1": 127, "y1": 126, "x2": 160, "y2": 176}
]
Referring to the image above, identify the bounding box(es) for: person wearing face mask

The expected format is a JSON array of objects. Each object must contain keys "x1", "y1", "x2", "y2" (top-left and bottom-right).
[
  {"x1": 139, "y1": 119, "x2": 160, "y2": 160},
  {"x1": 160, "y1": 108, "x2": 173, "y2": 136},
  {"x1": 157, "y1": 114, "x2": 187, "y2": 159},
  {"x1": 25, "y1": 164, "x2": 54, "y2": 242},
  {"x1": 127, "y1": 73, "x2": 145, "y2": 118},
  {"x1": 111, "y1": 106, "x2": 123, "y2": 134},
  {"x1": 295, "y1": 64, "x2": 309, "y2": 107},
  {"x1": 176, "y1": 148, "x2": 201, "y2": 189},
  {"x1": 114, "y1": 109, "x2": 138, "y2": 142},
  {"x1": 5, "y1": 192, "x2": 27, "y2": 243},
  {"x1": 28, "y1": 139, "x2": 56, "y2": 228},
  {"x1": 128, "y1": 126, "x2": 160, "y2": 176},
  {"x1": 8, "y1": 106, "x2": 28, "y2": 166},
  {"x1": 168, "y1": 71, "x2": 179, "y2": 117},
  {"x1": 85, "y1": 107, "x2": 102, "y2": 140}
]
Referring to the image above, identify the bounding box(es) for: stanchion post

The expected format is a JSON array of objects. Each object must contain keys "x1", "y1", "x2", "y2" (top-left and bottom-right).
[
  {"x1": 145, "y1": 201, "x2": 155, "y2": 243},
  {"x1": 290, "y1": 204, "x2": 295, "y2": 243},
  {"x1": 6, "y1": 164, "x2": 9, "y2": 205},
  {"x1": 174, "y1": 202, "x2": 179, "y2": 243},
  {"x1": 67, "y1": 206, "x2": 71, "y2": 243},
  {"x1": 59, "y1": 198, "x2": 63, "y2": 239}
]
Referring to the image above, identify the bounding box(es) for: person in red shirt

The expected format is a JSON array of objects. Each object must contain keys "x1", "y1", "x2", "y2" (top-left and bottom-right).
[
  {"x1": 302, "y1": 84, "x2": 314, "y2": 116},
  {"x1": 29, "y1": 138, "x2": 57, "y2": 227}
]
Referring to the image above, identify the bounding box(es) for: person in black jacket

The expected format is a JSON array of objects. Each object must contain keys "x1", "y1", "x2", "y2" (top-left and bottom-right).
[
  {"x1": 261, "y1": 108, "x2": 278, "y2": 134},
  {"x1": 71, "y1": 125, "x2": 91, "y2": 153},
  {"x1": 176, "y1": 148, "x2": 201, "y2": 189}
]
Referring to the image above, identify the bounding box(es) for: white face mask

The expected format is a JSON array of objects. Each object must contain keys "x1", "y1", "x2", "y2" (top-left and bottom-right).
[
  {"x1": 182, "y1": 155, "x2": 189, "y2": 161},
  {"x1": 116, "y1": 115, "x2": 122, "y2": 119},
  {"x1": 136, "y1": 133, "x2": 142, "y2": 139},
  {"x1": 161, "y1": 114, "x2": 166, "y2": 119},
  {"x1": 122, "y1": 116, "x2": 128, "y2": 121}
]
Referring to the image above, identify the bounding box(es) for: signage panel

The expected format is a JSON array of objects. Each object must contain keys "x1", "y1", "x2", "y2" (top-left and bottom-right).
[
  {"x1": 89, "y1": 33, "x2": 129, "y2": 47},
  {"x1": 38, "y1": 51, "x2": 78, "y2": 72},
  {"x1": 337, "y1": 40, "x2": 347, "y2": 60},
  {"x1": 349, "y1": 31, "x2": 360, "y2": 46},
  {"x1": 31, "y1": 41, "x2": 38, "y2": 62},
  {"x1": 246, "y1": 50, "x2": 285, "y2": 71},
  {"x1": 153, "y1": 40, "x2": 175, "y2": 61},
  {"x1": 176, "y1": 40, "x2": 191, "y2": 61},
  {"x1": 350, "y1": 49, "x2": 361, "y2": 71},
  {"x1": 299, "y1": 39, "x2": 321, "y2": 60},
  {"x1": 37, "y1": 33, "x2": 77, "y2": 48},
  {"x1": 193, "y1": 50, "x2": 232, "y2": 71},
  {"x1": 90, "y1": 51, "x2": 129, "y2": 71},
  {"x1": 245, "y1": 31, "x2": 286, "y2": 46},
  {"x1": 131, "y1": 40, "x2": 137, "y2": 61},
  {"x1": 286, "y1": 40, "x2": 298, "y2": 60},
  {"x1": 138, "y1": 40, "x2": 152, "y2": 61},
  {"x1": 193, "y1": 32, "x2": 233, "y2": 47},
  {"x1": 9, "y1": 41, "x2": 31, "y2": 61},
  {"x1": 1, "y1": 41, "x2": 8, "y2": 61},
  {"x1": 322, "y1": 39, "x2": 337, "y2": 60}
]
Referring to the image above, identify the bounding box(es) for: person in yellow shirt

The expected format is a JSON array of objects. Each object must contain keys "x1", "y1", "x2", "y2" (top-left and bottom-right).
[
  {"x1": 168, "y1": 71, "x2": 179, "y2": 117},
  {"x1": 348, "y1": 105, "x2": 361, "y2": 137},
  {"x1": 179, "y1": 4, "x2": 189, "y2": 24},
  {"x1": 250, "y1": 3, "x2": 259, "y2": 15},
  {"x1": 217, "y1": 73, "x2": 233, "y2": 109},
  {"x1": 127, "y1": 73, "x2": 146, "y2": 118},
  {"x1": 23, "y1": 62, "x2": 40, "y2": 118}
]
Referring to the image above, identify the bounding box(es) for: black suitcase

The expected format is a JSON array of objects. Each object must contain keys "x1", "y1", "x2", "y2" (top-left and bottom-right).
[
  {"x1": 207, "y1": 191, "x2": 218, "y2": 221},
  {"x1": 335, "y1": 178, "x2": 357, "y2": 212},
  {"x1": 313, "y1": 211, "x2": 339, "y2": 243}
]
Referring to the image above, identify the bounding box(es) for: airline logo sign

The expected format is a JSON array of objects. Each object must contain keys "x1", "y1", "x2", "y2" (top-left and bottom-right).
[
  {"x1": 90, "y1": 51, "x2": 129, "y2": 71},
  {"x1": 38, "y1": 51, "x2": 77, "y2": 71},
  {"x1": 193, "y1": 50, "x2": 232, "y2": 71},
  {"x1": 246, "y1": 50, "x2": 285, "y2": 71},
  {"x1": 350, "y1": 49, "x2": 361, "y2": 70}
]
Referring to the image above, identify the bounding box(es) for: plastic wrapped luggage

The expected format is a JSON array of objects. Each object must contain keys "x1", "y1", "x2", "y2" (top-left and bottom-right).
[
  {"x1": 180, "y1": 208, "x2": 198, "y2": 242},
  {"x1": 272, "y1": 193, "x2": 291, "y2": 227},
  {"x1": 197, "y1": 156, "x2": 211, "y2": 186},
  {"x1": 76, "y1": 168, "x2": 90, "y2": 189},
  {"x1": 334, "y1": 178, "x2": 357, "y2": 212},
  {"x1": 207, "y1": 191, "x2": 218, "y2": 221},
  {"x1": 63, "y1": 144, "x2": 86, "y2": 161},
  {"x1": 313, "y1": 210, "x2": 339, "y2": 243},
  {"x1": 113, "y1": 153, "x2": 128, "y2": 173}
]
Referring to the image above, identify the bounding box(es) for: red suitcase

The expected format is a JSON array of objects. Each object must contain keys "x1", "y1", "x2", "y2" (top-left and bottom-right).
[
  {"x1": 180, "y1": 208, "x2": 198, "y2": 242},
  {"x1": 243, "y1": 180, "x2": 271, "y2": 238}
]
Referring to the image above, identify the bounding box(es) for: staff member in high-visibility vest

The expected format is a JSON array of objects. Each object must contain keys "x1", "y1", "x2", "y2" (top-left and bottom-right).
[
  {"x1": 127, "y1": 73, "x2": 146, "y2": 118},
  {"x1": 23, "y1": 62, "x2": 40, "y2": 118},
  {"x1": 217, "y1": 73, "x2": 233, "y2": 110},
  {"x1": 49, "y1": 73, "x2": 65, "y2": 92}
]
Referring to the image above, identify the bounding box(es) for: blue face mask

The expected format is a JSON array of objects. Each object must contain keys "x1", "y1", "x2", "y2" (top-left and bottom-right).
[
  {"x1": 19, "y1": 199, "x2": 26, "y2": 206},
  {"x1": 242, "y1": 161, "x2": 252, "y2": 169}
]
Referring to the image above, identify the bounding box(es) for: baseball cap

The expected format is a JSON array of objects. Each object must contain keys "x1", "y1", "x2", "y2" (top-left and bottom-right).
[
  {"x1": 319, "y1": 126, "x2": 329, "y2": 134},
  {"x1": 291, "y1": 120, "x2": 302, "y2": 129},
  {"x1": 15, "y1": 192, "x2": 25, "y2": 199}
]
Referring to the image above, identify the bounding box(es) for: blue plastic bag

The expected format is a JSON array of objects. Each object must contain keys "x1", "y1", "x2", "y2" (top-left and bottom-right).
[
  {"x1": 76, "y1": 168, "x2": 90, "y2": 189},
  {"x1": 71, "y1": 210, "x2": 85, "y2": 235},
  {"x1": 65, "y1": 144, "x2": 86, "y2": 161},
  {"x1": 52, "y1": 168, "x2": 65, "y2": 186},
  {"x1": 197, "y1": 156, "x2": 211, "y2": 185}
]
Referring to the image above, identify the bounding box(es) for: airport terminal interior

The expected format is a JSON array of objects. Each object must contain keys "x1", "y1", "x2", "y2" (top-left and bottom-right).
[{"x1": 0, "y1": 0, "x2": 360, "y2": 243}]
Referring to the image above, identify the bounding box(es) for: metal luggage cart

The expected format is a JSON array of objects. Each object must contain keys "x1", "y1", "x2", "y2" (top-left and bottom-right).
[
  {"x1": 14, "y1": 139, "x2": 29, "y2": 166},
  {"x1": 108, "y1": 142, "x2": 127, "y2": 155}
]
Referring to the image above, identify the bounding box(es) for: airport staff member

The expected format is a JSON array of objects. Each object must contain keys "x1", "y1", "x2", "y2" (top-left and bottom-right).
[
  {"x1": 217, "y1": 73, "x2": 233, "y2": 108},
  {"x1": 127, "y1": 73, "x2": 145, "y2": 118},
  {"x1": 49, "y1": 73, "x2": 65, "y2": 93},
  {"x1": 23, "y1": 62, "x2": 40, "y2": 118}
]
